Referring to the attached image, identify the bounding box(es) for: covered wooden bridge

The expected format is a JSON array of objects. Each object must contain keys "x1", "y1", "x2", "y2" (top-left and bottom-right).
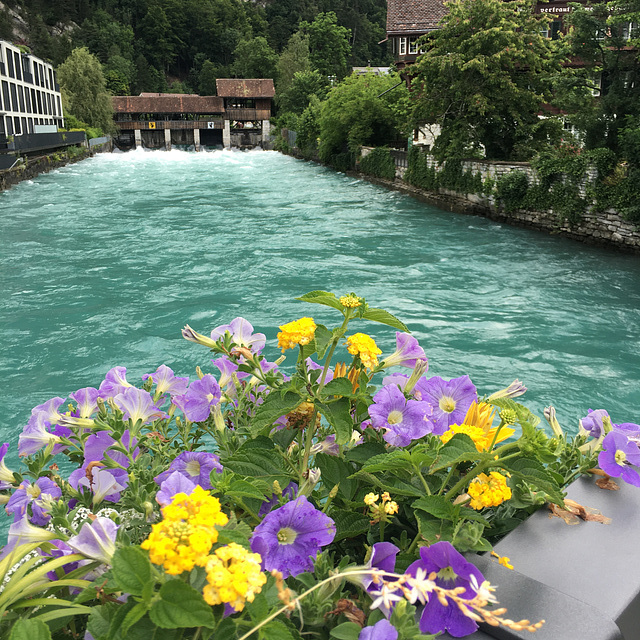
[{"x1": 112, "y1": 79, "x2": 275, "y2": 151}]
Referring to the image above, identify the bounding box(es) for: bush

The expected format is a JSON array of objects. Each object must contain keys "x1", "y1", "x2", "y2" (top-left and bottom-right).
[
  {"x1": 496, "y1": 170, "x2": 529, "y2": 213},
  {"x1": 359, "y1": 147, "x2": 396, "y2": 180},
  {"x1": 405, "y1": 147, "x2": 439, "y2": 190}
]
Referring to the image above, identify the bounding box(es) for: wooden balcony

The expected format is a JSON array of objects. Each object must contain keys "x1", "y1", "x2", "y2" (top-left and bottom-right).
[
  {"x1": 115, "y1": 120, "x2": 224, "y2": 130},
  {"x1": 225, "y1": 108, "x2": 270, "y2": 121}
]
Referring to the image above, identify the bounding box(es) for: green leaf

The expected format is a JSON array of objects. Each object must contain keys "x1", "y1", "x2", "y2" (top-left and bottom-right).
[
  {"x1": 259, "y1": 619, "x2": 298, "y2": 640},
  {"x1": 315, "y1": 453, "x2": 355, "y2": 500},
  {"x1": 314, "y1": 324, "x2": 333, "y2": 359},
  {"x1": 362, "y1": 307, "x2": 409, "y2": 332},
  {"x1": 414, "y1": 511, "x2": 455, "y2": 545},
  {"x1": 412, "y1": 495, "x2": 456, "y2": 521},
  {"x1": 360, "y1": 450, "x2": 414, "y2": 474},
  {"x1": 296, "y1": 290, "x2": 344, "y2": 311},
  {"x1": 149, "y1": 581, "x2": 216, "y2": 629},
  {"x1": 330, "y1": 621, "x2": 362, "y2": 640},
  {"x1": 250, "y1": 391, "x2": 302, "y2": 436},
  {"x1": 9, "y1": 619, "x2": 52, "y2": 640},
  {"x1": 317, "y1": 397, "x2": 353, "y2": 444},
  {"x1": 223, "y1": 440, "x2": 289, "y2": 486},
  {"x1": 227, "y1": 479, "x2": 269, "y2": 501},
  {"x1": 87, "y1": 604, "x2": 113, "y2": 640},
  {"x1": 111, "y1": 547, "x2": 152, "y2": 597},
  {"x1": 331, "y1": 508, "x2": 371, "y2": 542},
  {"x1": 322, "y1": 377, "x2": 357, "y2": 398},
  {"x1": 429, "y1": 434, "x2": 480, "y2": 473},
  {"x1": 504, "y1": 457, "x2": 565, "y2": 505},
  {"x1": 121, "y1": 602, "x2": 149, "y2": 636},
  {"x1": 344, "y1": 442, "x2": 387, "y2": 464}
]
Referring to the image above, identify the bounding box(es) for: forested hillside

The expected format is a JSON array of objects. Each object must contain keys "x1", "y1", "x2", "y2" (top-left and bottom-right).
[{"x1": 0, "y1": 0, "x2": 390, "y2": 94}]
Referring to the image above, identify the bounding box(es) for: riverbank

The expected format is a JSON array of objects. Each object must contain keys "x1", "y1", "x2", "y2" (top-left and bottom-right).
[
  {"x1": 352, "y1": 169, "x2": 640, "y2": 255},
  {"x1": 284, "y1": 146, "x2": 640, "y2": 255},
  {"x1": 0, "y1": 148, "x2": 95, "y2": 192}
]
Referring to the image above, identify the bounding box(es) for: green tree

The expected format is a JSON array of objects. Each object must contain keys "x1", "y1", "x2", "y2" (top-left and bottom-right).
[
  {"x1": 318, "y1": 71, "x2": 411, "y2": 161},
  {"x1": 231, "y1": 36, "x2": 278, "y2": 79},
  {"x1": 199, "y1": 60, "x2": 226, "y2": 95},
  {"x1": 277, "y1": 69, "x2": 328, "y2": 114},
  {"x1": 57, "y1": 47, "x2": 115, "y2": 134},
  {"x1": 409, "y1": 0, "x2": 564, "y2": 161},
  {"x1": 302, "y1": 11, "x2": 352, "y2": 80},
  {"x1": 276, "y1": 31, "x2": 311, "y2": 93},
  {"x1": 556, "y1": 2, "x2": 640, "y2": 155}
]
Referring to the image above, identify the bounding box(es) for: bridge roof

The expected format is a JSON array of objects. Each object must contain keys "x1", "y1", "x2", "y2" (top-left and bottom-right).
[
  {"x1": 112, "y1": 95, "x2": 224, "y2": 114},
  {"x1": 386, "y1": 0, "x2": 448, "y2": 35},
  {"x1": 215, "y1": 79, "x2": 275, "y2": 99}
]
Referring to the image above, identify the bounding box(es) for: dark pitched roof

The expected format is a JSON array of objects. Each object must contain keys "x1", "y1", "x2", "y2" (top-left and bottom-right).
[
  {"x1": 215, "y1": 79, "x2": 275, "y2": 99},
  {"x1": 112, "y1": 95, "x2": 224, "y2": 114},
  {"x1": 386, "y1": 0, "x2": 448, "y2": 34}
]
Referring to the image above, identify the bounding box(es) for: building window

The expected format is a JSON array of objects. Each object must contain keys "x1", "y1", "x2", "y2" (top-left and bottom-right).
[
  {"x1": 409, "y1": 37, "x2": 419, "y2": 54},
  {"x1": 47, "y1": 93, "x2": 52, "y2": 115},
  {"x1": 14, "y1": 51, "x2": 21, "y2": 81},
  {"x1": 399, "y1": 37, "x2": 407, "y2": 55},
  {"x1": 18, "y1": 85, "x2": 25, "y2": 112},
  {"x1": 28, "y1": 117, "x2": 33, "y2": 133},
  {"x1": 622, "y1": 22, "x2": 638, "y2": 40},
  {"x1": 37, "y1": 91, "x2": 42, "y2": 114},
  {"x1": 6, "y1": 116, "x2": 13, "y2": 135},
  {"x1": 13, "y1": 116, "x2": 20, "y2": 135},
  {"x1": 10, "y1": 83, "x2": 17, "y2": 111},
  {"x1": 25, "y1": 87, "x2": 31, "y2": 112},
  {"x1": 1, "y1": 81, "x2": 9, "y2": 110},
  {"x1": 7, "y1": 49, "x2": 14, "y2": 78},
  {"x1": 56, "y1": 95, "x2": 61, "y2": 115},
  {"x1": 33, "y1": 63, "x2": 39, "y2": 86}
]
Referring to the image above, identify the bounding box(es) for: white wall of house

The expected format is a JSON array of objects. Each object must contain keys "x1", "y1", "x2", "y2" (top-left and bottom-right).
[{"x1": 0, "y1": 40, "x2": 64, "y2": 137}]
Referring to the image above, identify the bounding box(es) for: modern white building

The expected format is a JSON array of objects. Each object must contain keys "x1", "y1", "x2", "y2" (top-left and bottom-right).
[{"x1": 0, "y1": 40, "x2": 64, "y2": 138}]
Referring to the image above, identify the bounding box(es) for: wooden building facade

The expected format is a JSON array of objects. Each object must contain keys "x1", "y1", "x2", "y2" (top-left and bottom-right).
[{"x1": 112, "y1": 79, "x2": 275, "y2": 151}]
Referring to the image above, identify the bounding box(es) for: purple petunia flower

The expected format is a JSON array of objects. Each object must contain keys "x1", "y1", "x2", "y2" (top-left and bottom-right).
[
  {"x1": 99, "y1": 367, "x2": 133, "y2": 398},
  {"x1": 83, "y1": 430, "x2": 139, "y2": 468},
  {"x1": 154, "y1": 451, "x2": 223, "y2": 490},
  {"x1": 69, "y1": 387, "x2": 101, "y2": 418},
  {"x1": 174, "y1": 375, "x2": 221, "y2": 422},
  {"x1": 142, "y1": 365, "x2": 189, "y2": 397},
  {"x1": 156, "y1": 471, "x2": 197, "y2": 507},
  {"x1": 310, "y1": 435, "x2": 340, "y2": 456},
  {"x1": 250, "y1": 495, "x2": 336, "y2": 578},
  {"x1": 369, "y1": 384, "x2": 434, "y2": 447},
  {"x1": 359, "y1": 620, "x2": 398, "y2": 640},
  {"x1": 406, "y1": 541, "x2": 485, "y2": 638},
  {"x1": 418, "y1": 376, "x2": 478, "y2": 435},
  {"x1": 18, "y1": 397, "x2": 69, "y2": 457},
  {"x1": 42, "y1": 541, "x2": 81, "y2": 581},
  {"x1": 0, "y1": 443, "x2": 16, "y2": 489},
  {"x1": 381, "y1": 333, "x2": 427, "y2": 370},
  {"x1": 210, "y1": 317, "x2": 266, "y2": 353},
  {"x1": 258, "y1": 481, "x2": 298, "y2": 516},
  {"x1": 580, "y1": 409, "x2": 611, "y2": 438},
  {"x1": 363, "y1": 542, "x2": 400, "y2": 618},
  {"x1": 69, "y1": 466, "x2": 128, "y2": 505},
  {"x1": 305, "y1": 358, "x2": 334, "y2": 384},
  {"x1": 114, "y1": 387, "x2": 167, "y2": 425},
  {"x1": 599, "y1": 431, "x2": 640, "y2": 486},
  {"x1": 67, "y1": 517, "x2": 118, "y2": 565},
  {"x1": 6, "y1": 477, "x2": 62, "y2": 525}
]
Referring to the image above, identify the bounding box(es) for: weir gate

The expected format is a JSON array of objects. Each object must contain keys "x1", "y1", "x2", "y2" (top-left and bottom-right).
[{"x1": 112, "y1": 79, "x2": 274, "y2": 152}]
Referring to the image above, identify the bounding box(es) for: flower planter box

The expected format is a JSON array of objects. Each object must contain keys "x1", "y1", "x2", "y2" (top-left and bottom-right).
[{"x1": 448, "y1": 476, "x2": 640, "y2": 640}]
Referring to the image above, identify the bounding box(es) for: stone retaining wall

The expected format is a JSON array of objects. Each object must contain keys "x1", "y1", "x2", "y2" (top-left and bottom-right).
[
  {"x1": 0, "y1": 148, "x2": 94, "y2": 192},
  {"x1": 358, "y1": 147, "x2": 639, "y2": 254}
]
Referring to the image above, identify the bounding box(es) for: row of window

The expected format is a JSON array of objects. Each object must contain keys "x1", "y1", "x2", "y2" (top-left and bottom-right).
[
  {"x1": 391, "y1": 20, "x2": 638, "y2": 56},
  {"x1": 1, "y1": 80, "x2": 62, "y2": 119},
  {"x1": 0, "y1": 44, "x2": 56, "y2": 90},
  {"x1": 391, "y1": 37, "x2": 423, "y2": 56},
  {"x1": 1, "y1": 115, "x2": 59, "y2": 136}
]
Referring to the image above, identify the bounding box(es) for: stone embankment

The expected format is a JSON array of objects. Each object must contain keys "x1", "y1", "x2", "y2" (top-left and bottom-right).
[
  {"x1": 357, "y1": 150, "x2": 640, "y2": 255},
  {"x1": 0, "y1": 148, "x2": 93, "y2": 192}
]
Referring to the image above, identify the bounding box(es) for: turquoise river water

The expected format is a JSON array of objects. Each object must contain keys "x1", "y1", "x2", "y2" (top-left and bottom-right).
[{"x1": 1, "y1": 149, "x2": 639, "y2": 480}]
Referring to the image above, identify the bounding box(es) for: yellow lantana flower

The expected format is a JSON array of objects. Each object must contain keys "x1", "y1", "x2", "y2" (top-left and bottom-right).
[
  {"x1": 468, "y1": 472, "x2": 512, "y2": 510},
  {"x1": 141, "y1": 486, "x2": 228, "y2": 574},
  {"x1": 339, "y1": 294, "x2": 362, "y2": 308},
  {"x1": 277, "y1": 317, "x2": 317, "y2": 351},
  {"x1": 345, "y1": 333, "x2": 382, "y2": 370},
  {"x1": 203, "y1": 543, "x2": 266, "y2": 611}
]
